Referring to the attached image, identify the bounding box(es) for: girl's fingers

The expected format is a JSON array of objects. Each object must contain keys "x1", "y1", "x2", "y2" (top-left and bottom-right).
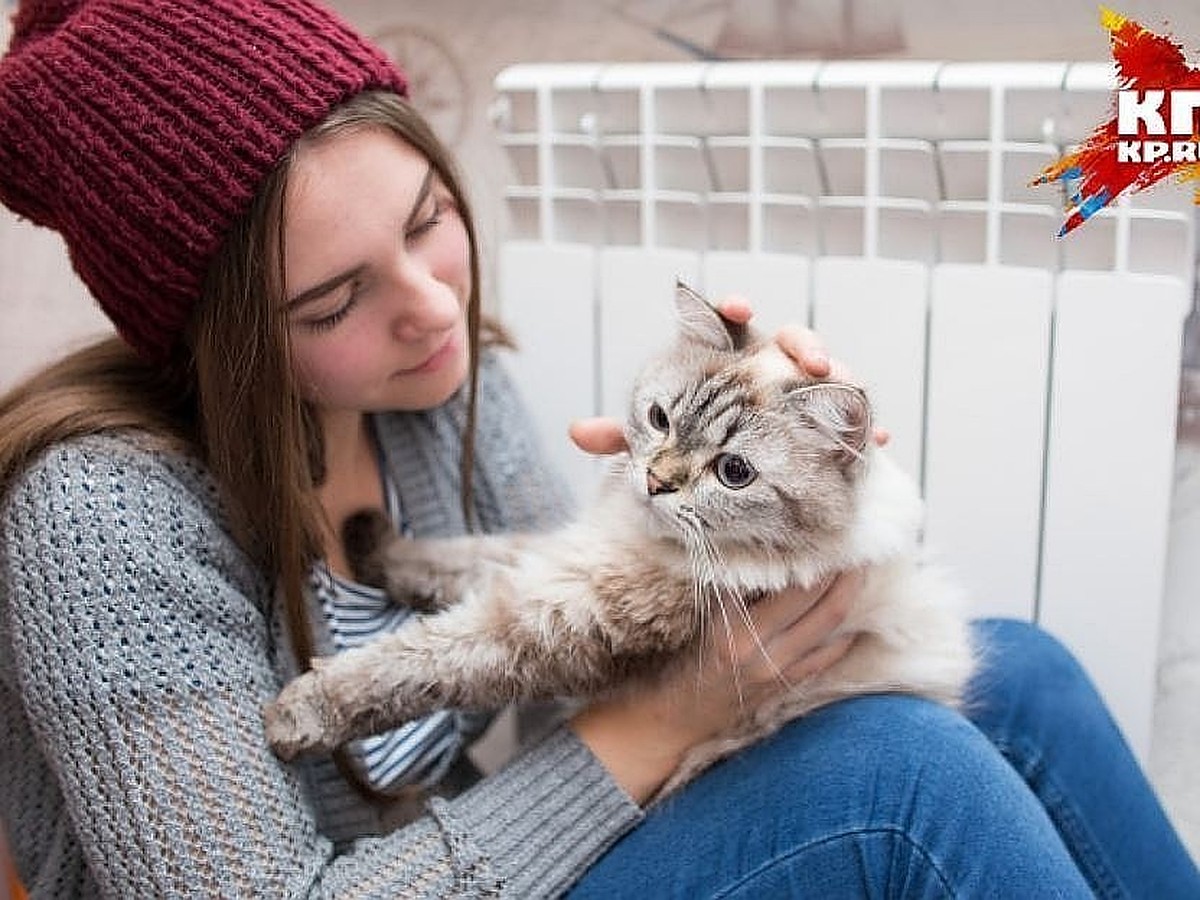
[
  {"x1": 714, "y1": 295, "x2": 753, "y2": 325},
  {"x1": 569, "y1": 417, "x2": 627, "y2": 456},
  {"x1": 780, "y1": 632, "x2": 858, "y2": 683},
  {"x1": 774, "y1": 325, "x2": 831, "y2": 378},
  {"x1": 744, "y1": 577, "x2": 832, "y2": 639},
  {"x1": 776, "y1": 569, "x2": 860, "y2": 637},
  {"x1": 747, "y1": 570, "x2": 861, "y2": 671},
  {"x1": 826, "y1": 358, "x2": 855, "y2": 382},
  {"x1": 729, "y1": 570, "x2": 860, "y2": 671}
]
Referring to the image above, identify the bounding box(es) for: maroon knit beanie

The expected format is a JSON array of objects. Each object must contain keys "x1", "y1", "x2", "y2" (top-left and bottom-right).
[{"x1": 0, "y1": 0, "x2": 408, "y2": 362}]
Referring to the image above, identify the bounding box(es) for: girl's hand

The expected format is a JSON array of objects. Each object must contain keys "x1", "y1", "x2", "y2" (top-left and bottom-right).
[
  {"x1": 569, "y1": 296, "x2": 888, "y2": 455},
  {"x1": 570, "y1": 570, "x2": 862, "y2": 804}
]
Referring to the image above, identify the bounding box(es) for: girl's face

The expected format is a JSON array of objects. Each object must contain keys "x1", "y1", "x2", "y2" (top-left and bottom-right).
[{"x1": 282, "y1": 127, "x2": 471, "y2": 416}]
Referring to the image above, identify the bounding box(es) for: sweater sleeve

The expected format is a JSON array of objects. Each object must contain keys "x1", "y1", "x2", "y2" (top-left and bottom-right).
[{"x1": 1, "y1": 435, "x2": 640, "y2": 899}]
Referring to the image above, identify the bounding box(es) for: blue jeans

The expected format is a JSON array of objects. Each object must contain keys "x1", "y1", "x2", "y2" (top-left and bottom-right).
[{"x1": 570, "y1": 619, "x2": 1200, "y2": 898}]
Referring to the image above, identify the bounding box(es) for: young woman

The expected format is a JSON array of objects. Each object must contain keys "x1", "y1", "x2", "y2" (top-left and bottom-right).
[{"x1": 0, "y1": 1, "x2": 1195, "y2": 897}]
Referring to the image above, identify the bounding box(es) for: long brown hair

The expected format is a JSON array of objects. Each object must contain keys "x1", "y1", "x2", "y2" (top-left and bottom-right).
[
  {"x1": 199, "y1": 90, "x2": 505, "y2": 666},
  {"x1": 0, "y1": 91, "x2": 502, "y2": 798},
  {"x1": 0, "y1": 337, "x2": 197, "y2": 494}
]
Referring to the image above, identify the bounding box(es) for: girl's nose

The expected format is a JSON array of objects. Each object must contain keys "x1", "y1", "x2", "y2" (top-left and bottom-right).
[{"x1": 385, "y1": 263, "x2": 461, "y2": 342}]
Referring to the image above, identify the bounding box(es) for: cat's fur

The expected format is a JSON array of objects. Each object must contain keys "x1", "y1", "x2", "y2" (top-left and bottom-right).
[{"x1": 264, "y1": 284, "x2": 975, "y2": 798}]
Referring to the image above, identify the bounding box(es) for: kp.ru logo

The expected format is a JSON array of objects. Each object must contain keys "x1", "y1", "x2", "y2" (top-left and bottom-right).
[
  {"x1": 1035, "y1": 7, "x2": 1200, "y2": 235},
  {"x1": 1115, "y1": 89, "x2": 1200, "y2": 164}
]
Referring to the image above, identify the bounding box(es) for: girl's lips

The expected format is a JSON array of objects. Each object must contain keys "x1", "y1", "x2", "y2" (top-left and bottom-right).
[{"x1": 397, "y1": 331, "x2": 458, "y2": 376}]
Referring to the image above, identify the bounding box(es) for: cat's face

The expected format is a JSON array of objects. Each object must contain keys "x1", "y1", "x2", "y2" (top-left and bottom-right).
[{"x1": 624, "y1": 285, "x2": 872, "y2": 561}]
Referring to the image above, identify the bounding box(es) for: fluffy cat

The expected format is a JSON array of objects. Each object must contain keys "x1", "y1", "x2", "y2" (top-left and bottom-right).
[{"x1": 264, "y1": 283, "x2": 975, "y2": 798}]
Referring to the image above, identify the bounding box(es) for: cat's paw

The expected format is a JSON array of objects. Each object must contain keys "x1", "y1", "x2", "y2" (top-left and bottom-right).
[
  {"x1": 263, "y1": 673, "x2": 333, "y2": 760},
  {"x1": 342, "y1": 509, "x2": 392, "y2": 587},
  {"x1": 385, "y1": 565, "x2": 456, "y2": 612},
  {"x1": 343, "y1": 510, "x2": 453, "y2": 612}
]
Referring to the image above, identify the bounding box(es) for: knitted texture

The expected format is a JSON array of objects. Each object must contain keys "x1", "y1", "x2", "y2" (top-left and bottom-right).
[
  {"x1": 0, "y1": 0, "x2": 407, "y2": 362},
  {"x1": 0, "y1": 355, "x2": 641, "y2": 897}
]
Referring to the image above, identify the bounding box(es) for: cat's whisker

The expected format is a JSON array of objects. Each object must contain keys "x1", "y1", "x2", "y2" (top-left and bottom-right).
[
  {"x1": 677, "y1": 512, "x2": 715, "y2": 686},
  {"x1": 695, "y1": 530, "x2": 787, "y2": 702},
  {"x1": 685, "y1": 535, "x2": 713, "y2": 682},
  {"x1": 690, "y1": 520, "x2": 724, "y2": 600},
  {"x1": 730, "y1": 586, "x2": 792, "y2": 690},
  {"x1": 712, "y1": 589, "x2": 747, "y2": 708},
  {"x1": 681, "y1": 512, "x2": 750, "y2": 705},
  {"x1": 695, "y1": 530, "x2": 793, "y2": 691}
]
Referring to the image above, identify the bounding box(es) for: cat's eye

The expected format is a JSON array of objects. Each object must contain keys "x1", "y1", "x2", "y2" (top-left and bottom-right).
[
  {"x1": 648, "y1": 402, "x2": 670, "y2": 433},
  {"x1": 714, "y1": 453, "x2": 757, "y2": 489}
]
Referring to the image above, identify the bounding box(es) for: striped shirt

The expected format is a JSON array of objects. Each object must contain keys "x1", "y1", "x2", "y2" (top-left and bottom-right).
[{"x1": 310, "y1": 441, "x2": 493, "y2": 794}]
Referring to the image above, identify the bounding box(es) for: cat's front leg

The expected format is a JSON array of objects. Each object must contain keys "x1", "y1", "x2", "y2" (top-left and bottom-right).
[
  {"x1": 263, "y1": 570, "x2": 674, "y2": 759},
  {"x1": 264, "y1": 616, "x2": 454, "y2": 759},
  {"x1": 262, "y1": 599, "x2": 568, "y2": 759}
]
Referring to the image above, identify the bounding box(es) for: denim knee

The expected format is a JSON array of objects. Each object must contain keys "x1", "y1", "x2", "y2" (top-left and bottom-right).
[
  {"x1": 966, "y1": 618, "x2": 1106, "y2": 751},
  {"x1": 573, "y1": 694, "x2": 1092, "y2": 899},
  {"x1": 757, "y1": 695, "x2": 1093, "y2": 897},
  {"x1": 972, "y1": 617, "x2": 1087, "y2": 692},
  {"x1": 962, "y1": 618, "x2": 1199, "y2": 899}
]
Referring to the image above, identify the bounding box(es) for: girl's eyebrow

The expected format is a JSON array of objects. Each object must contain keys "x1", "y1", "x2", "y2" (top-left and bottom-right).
[
  {"x1": 404, "y1": 165, "x2": 436, "y2": 232},
  {"x1": 285, "y1": 165, "x2": 437, "y2": 311},
  {"x1": 286, "y1": 265, "x2": 365, "y2": 312}
]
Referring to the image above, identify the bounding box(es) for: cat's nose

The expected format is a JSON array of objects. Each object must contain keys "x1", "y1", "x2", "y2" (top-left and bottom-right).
[{"x1": 647, "y1": 470, "x2": 678, "y2": 496}]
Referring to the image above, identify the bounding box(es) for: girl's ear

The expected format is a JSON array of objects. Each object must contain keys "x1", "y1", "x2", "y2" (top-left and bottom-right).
[
  {"x1": 673, "y1": 281, "x2": 748, "y2": 351},
  {"x1": 788, "y1": 382, "x2": 873, "y2": 470}
]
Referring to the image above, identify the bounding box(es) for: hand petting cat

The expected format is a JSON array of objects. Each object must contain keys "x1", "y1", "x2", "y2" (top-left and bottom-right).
[{"x1": 568, "y1": 296, "x2": 890, "y2": 456}]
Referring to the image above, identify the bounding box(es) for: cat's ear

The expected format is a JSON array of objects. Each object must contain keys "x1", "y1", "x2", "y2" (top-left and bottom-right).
[
  {"x1": 788, "y1": 382, "x2": 872, "y2": 469},
  {"x1": 674, "y1": 281, "x2": 748, "y2": 351}
]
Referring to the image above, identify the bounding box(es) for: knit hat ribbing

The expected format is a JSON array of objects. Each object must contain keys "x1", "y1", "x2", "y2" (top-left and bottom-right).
[{"x1": 0, "y1": 0, "x2": 408, "y2": 362}]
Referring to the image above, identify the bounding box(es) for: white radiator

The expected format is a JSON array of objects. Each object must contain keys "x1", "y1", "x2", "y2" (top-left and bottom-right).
[{"x1": 491, "y1": 60, "x2": 1195, "y2": 762}]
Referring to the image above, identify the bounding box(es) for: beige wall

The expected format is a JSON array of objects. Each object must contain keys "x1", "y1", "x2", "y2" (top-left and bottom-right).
[
  {"x1": 1, "y1": 9, "x2": 111, "y2": 389},
  {"x1": 0, "y1": 220, "x2": 110, "y2": 388}
]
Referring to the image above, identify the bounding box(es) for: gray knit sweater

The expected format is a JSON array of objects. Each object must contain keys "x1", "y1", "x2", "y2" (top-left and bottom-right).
[{"x1": 0, "y1": 353, "x2": 642, "y2": 898}]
